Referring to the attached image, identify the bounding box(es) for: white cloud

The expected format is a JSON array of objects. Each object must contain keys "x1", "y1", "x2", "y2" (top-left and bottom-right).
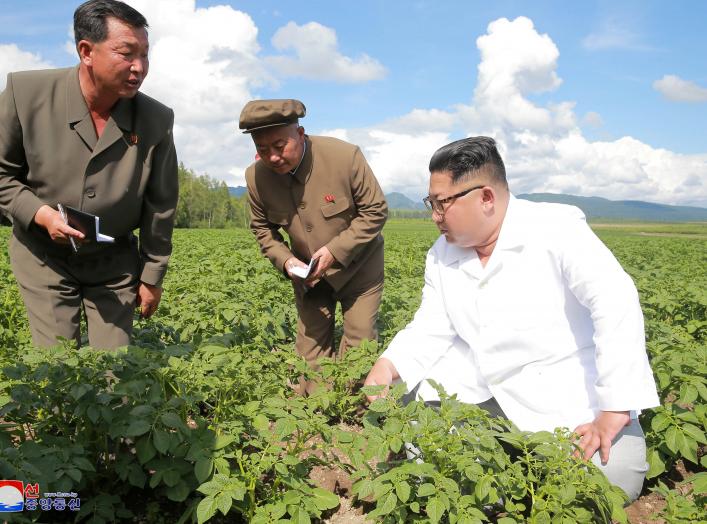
[
  {"x1": 266, "y1": 21, "x2": 386, "y2": 83},
  {"x1": 0, "y1": 44, "x2": 53, "y2": 89},
  {"x1": 582, "y1": 19, "x2": 650, "y2": 51},
  {"x1": 3, "y1": 7, "x2": 704, "y2": 207},
  {"x1": 122, "y1": 0, "x2": 269, "y2": 180},
  {"x1": 582, "y1": 111, "x2": 604, "y2": 127},
  {"x1": 653, "y1": 74, "x2": 707, "y2": 103},
  {"x1": 472, "y1": 17, "x2": 563, "y2": 132},
  {"x1": 332, "y1": 16, "x2": 707, "y2": 207}
]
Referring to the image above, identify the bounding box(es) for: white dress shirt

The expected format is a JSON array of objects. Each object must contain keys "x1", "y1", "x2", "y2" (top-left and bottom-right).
[{"x1": 381, "y1": 196, "x2": 659, "y2": 432}]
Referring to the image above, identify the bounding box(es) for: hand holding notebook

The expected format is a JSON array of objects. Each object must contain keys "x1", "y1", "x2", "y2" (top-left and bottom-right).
[{"x1": 57, "y1": 204, "x2": 114, "y2": 251}]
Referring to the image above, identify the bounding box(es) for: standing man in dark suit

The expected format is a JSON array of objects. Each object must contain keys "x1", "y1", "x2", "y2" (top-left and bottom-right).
[
  {"x1": 0, "y1": 0, "x2": 178, "y2": 349},
  {"x1": 241, "y1": 99, "x2": 387, "y2": 392}
]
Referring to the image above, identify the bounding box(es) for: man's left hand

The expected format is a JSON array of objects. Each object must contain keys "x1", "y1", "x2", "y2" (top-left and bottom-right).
[
  {"x1": 137, "y1": 282, "x2": 163, "y2": 318},
  {"x1": 306, "y1": 246, "x2": 335, "y2": 286},
  {"x1": 573, "y1": 410, "x2": 630, "y2": 464}
]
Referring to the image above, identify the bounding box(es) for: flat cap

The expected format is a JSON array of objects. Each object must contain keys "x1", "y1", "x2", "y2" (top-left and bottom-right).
[{"x1": 239, "y1": 99, "x2": 306, "y2": 134}]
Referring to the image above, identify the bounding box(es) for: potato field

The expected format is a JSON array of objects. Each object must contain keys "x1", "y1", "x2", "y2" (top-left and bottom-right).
[{"x1": 0, "y1": 221, "x2": 705, "y2": 523}]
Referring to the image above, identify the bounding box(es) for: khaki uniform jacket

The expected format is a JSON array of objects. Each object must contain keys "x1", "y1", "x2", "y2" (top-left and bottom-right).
[
  {"x1": 0, "y1": 66, "x2": 178, "y2": 286},
  {"x1": 246, "y1": 136, "x2": 387, "y2": 291}
]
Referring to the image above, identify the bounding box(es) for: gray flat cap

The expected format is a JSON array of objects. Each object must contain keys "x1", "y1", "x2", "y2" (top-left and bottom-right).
[{"x1": 239, "y1": 99, "x2": 306, "y2": 134}]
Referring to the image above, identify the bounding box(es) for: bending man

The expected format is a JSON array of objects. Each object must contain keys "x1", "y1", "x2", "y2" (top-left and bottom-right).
[{"x1": 241, "y1": 99, "x2": 387, "y2": 393}]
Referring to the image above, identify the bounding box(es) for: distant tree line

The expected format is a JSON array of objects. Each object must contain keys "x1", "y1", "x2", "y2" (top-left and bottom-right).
[
  {"x1": 388, "y1": 209, "x2": 431, "y2": 219},
  {"x1": 176, "y1": 164, "x2": 250, "y2": 229},
  {"x1": 0, "y1": 166, "x2": 434, "y2": 230}
]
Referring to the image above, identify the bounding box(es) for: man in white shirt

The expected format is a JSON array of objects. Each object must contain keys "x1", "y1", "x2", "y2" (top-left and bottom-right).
[{"x1": 364, "y1": 136, "x2": 659, "y2": 502}]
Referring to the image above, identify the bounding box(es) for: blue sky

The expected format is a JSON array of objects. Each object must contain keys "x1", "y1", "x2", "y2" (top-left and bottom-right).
[{"x1": 1, "y1": 0, "x2": 706, "y2": 205}]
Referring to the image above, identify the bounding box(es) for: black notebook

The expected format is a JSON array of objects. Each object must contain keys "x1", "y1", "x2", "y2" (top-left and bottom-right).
[{"x1": 58, "y1": 204, "x2": 114, "y2": 244}]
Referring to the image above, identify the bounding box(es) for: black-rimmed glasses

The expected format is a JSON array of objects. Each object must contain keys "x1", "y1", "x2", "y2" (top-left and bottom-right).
[{"x1": 422, "y1": 185, "x2": 485, "y2": 215}]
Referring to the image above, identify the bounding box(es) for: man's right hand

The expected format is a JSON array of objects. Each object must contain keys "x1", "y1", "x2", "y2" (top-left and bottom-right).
[
  {"x1": 363, "y1": 358, "x2": 400, "y2": 402},
  {"x1": 284, "y1": 256, "x2": 309, "y2": 279},
  {"x1": 33, "y1": 205, "x2": 84, "y2": 244}
]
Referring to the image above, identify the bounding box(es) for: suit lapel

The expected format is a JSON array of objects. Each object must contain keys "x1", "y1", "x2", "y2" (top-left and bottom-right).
[
  {"x1": 65, "y1": 65, "x2": 135, "y2": 158},
  {"x1": 92, "y1": 97, "x2": 133, "y2": 158},
  {"x1": 66, "y1": 66, "x2": 97, "y2": 150}
]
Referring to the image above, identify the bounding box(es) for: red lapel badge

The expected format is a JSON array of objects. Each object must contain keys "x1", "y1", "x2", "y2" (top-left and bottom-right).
[{"x1": 325, "y1": 194, "x2": 335, "y2": 203}]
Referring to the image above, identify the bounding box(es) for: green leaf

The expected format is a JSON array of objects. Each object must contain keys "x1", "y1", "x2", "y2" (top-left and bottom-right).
[
  {"x1": 215, "y1": 492, "x2": 232, "y2": 516},
  {"x1": 691, "y1": 472, "x2": 707, "y2": 494},
  {"x1": 166, "y1": 481, "x2": 191, "y2": 502},
  {"x1": 153, "y1": 428, "x2": 171, "y2": 454},
  {"x1": 63, "y1": 467, "x2": 82, "y2": 482},
  {"x1": 136, "y1": 436, "x2": 157, "y2": 464},
  {"x1": 126, "y1": 419, "x2": 151, "y2": 437},
  {"x1": 369, "y1": 398, "x2": 389, "y2": 413},
  {"x1": 128, "y1": 465, "x2": 146, "y2": 488},
  {"x1": 163, "y1": 469, "x2": 181, "y2": 487},
  {"x1": 336, "y1": 430, "x2": 354, "y2": 443},
  {"x1": 161, "y1": 411, "x2": 184, "y2": 429},
  {"x1": 213, "y1": 434, "x2": 235, "y2": 450},
  {"x1": 665, "y1": 426, "x2": 679, "y2": 453},
  {"x1": 646, "y1": 449, "x2": 666, "y2": 479},
  {"x1": 475, "y1": 476, "x2": 492, "y2": 502},
  {"x1": 195, "y1": 458, "x2": 214, "y2": 483},
  {"x1": 87, "y1": 405, "x2": 100, "y2": 423},
  {"x1": 131, "y1": 405, "x2": 156, "y2": 418},
  {"x1": 377, "y1": 492, "x2": 397, "y2": 515},
  {"x1": 312, "y1": 487, "x2": 339, "y2": 511},
  {"x1": 353, "y1": 479, "x2": 373, "y2": 499},
  {"x1": 290, "y1": 507, "x2": 311, "y2": 524},
  {"x1": 253, "y1": 414, "x2": 270, "y2": 432},
  {"x1": 651, "y1": 413, "x2": 671, "y2": 432},
  {"x1": 679, "y1": 383, "x2": 698, "y2": 405},
  {"x1": 389, "y1": 436, "x2": 403, "y2": 453},
  {"x1": 681, "y1": 423, "x2": 707, "y2": 444},
  {"x1": 395, "y1": 481, "x2": 411, "y2": 503},
  {"x1": 73, "y1": 456, "x2": 96, "y2": 472},
  {"x1": 196, "y1": 496, "x2": 219, "y2": 524},
  {"x1": 418, "y1": 483, "x2": 436, "y2": 497},
  {"x1": 678, "y1": 432, "x2": 698, "y2": 463},
  {"x1": 427, "y1": 497, "x2": 445, "y2": 524}
]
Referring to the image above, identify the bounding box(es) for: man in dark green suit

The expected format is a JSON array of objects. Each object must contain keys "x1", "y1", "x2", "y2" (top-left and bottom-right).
[{"x1": 0, "y1": 0, "x2": 178, "y2": 348}]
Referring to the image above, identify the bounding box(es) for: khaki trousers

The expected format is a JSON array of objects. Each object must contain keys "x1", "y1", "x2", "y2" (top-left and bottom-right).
[
  {"x1": 292, "y1": 267, "x2": 383, "y2": 393},
  {"x1": 9, "y1": 234, "x2": 140, "y2": 349}
]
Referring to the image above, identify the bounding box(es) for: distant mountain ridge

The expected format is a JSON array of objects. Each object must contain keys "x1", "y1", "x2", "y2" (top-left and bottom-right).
[
  {"x1": 229, "y1": 187, "x2": 707, "y2": 222},
  {"x1": 228, "y1": 186, "x2": 247, "y2": 197},
  {"x1": 516, "y1": 193, "x2": 707, "y2": 222}
]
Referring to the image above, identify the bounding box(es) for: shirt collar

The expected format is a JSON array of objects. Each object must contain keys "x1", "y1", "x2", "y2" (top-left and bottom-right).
[
  {"x1": 440, "y1": 193, "x2": 525, "y2": 264},
  {"x1": 289, "y1": 139, "x2": 306, "y2": 176},
  {"x1": 291, "y1": 136, "x2": 313, "y2": 184},
  {"x1": 493, "y1": 194, "x2": 526, "y2": 251},
  {"x1": 65, "y1": 64, "x2": 133, "y2": 132}
]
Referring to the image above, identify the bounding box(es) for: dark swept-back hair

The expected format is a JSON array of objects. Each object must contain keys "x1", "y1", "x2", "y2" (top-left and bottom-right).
[
  {"x1": 74, "y1": 0, "x2": 148, "y2": 46},
  {"x1": 428, "y1": 136, "x2": 507, "y2": 188}
]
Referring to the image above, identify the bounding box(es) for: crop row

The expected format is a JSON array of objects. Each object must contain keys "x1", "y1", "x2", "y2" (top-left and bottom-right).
[{"x1": 0, "y1": 224, "x2": 704, "y2": 523}]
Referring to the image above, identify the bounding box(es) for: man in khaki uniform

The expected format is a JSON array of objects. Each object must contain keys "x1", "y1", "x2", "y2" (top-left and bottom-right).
[
  {"x1": 0, "y1": 0, "x2": 178, "y2": 349},
  {"x1": 241, "y1": 99, "x2": 387, "y2": 391}
]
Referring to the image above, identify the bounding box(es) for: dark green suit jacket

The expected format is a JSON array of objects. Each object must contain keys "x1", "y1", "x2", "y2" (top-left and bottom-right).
[{"x1": 0, "y1": 65, "x2": 178, "y2": 286}]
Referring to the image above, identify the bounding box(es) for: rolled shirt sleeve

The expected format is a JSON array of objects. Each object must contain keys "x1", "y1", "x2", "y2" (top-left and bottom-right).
[{"x1": 381, "y1": 248, "x2": 461, "y2": 390}]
